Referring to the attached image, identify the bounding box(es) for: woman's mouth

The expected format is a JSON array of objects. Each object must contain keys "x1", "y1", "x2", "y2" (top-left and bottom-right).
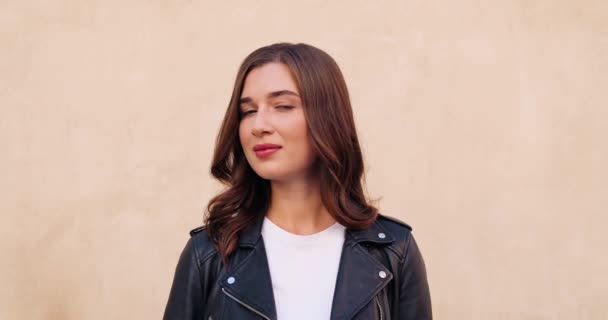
[{"x1": 255, "y1": 147, "x2": 280, "y2": 158}]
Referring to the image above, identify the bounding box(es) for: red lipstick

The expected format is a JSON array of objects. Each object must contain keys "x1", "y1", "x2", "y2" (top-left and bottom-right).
[{"x1": 253, "y1": 143, "x2": 281, "y2": 158}]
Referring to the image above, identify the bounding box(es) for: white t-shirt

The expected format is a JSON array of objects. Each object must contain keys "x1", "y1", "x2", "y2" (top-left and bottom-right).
[{"x1": 261, "y1": 216, "x2": 346, "y2": 320}]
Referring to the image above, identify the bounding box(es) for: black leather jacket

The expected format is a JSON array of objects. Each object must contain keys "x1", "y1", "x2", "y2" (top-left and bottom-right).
[{"x1": 163, "y1": 214, "x2": 432, "y2": 320}]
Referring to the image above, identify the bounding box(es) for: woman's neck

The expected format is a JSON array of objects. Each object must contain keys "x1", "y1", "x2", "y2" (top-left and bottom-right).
[{"x1": 266, "y1": 178, "x2": 335, "y2": 235}]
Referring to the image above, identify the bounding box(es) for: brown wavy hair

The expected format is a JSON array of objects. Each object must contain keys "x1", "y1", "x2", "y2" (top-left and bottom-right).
[{"x1": 205, "y1": 42, "x2": 378, "y2": 263}]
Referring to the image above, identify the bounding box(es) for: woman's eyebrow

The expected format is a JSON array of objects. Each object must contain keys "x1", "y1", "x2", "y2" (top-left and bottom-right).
[
  {"x1": 239, "y1": 90, "x2": 300, "y2": 105},
  {"x1": 267, "y1": 90, "x2": 299, "y2": 98}
]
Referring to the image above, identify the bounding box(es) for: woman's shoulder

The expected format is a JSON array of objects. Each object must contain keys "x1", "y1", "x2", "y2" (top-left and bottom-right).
[
  {"x1": 189, "y1": 225, "x2": 209, "y2": 237},
  {"x1": 376, "y1": 213, "x2": 413, "y2": 234},
  {"x1": 186, "y1": 225, "x2": 219, "y2": 264},
  {"x1": 374, "y1": 213, "x2": 416, "y2": 258}
]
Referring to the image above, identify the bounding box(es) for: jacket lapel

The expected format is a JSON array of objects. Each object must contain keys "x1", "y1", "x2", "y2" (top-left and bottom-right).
[
  {"x1": 218, "y1": 216, "x2": 277, "y2": 320},
  {"x1": 330, "y1": 220, "x2": 396, "y2": 320},
  {"x1": 216, "y1": 215, "x2": 395, "y2": 320}
]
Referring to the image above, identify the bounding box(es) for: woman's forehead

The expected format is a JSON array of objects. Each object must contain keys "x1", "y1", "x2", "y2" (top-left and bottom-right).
[{"x1": 241, "y1": 63, "x2": 299, "y2": 99}]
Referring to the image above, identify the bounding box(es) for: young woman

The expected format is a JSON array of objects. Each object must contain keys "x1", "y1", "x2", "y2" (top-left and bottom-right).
[{"x1": 163, "y1": 43, "x2": 432, "y2": 320}]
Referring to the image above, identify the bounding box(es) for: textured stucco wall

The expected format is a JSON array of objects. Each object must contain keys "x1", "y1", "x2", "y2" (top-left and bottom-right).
[{"x1": 1, "y1": 1, "x2": 607, "y2": 319}]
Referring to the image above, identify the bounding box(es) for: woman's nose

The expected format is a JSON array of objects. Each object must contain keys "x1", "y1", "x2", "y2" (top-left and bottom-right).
[{"x1": 251, "y1": 108, "x2": 273, "y2": 137}]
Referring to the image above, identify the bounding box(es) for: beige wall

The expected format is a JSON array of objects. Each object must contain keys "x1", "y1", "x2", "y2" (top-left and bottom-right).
[{"x1": 2, "y1": 1, "x2": 606, "y2": 319}]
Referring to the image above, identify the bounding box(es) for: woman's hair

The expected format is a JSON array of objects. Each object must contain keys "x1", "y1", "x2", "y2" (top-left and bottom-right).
[{"x1": 205, "y1": 42, "x2": 378, "y2": 263}]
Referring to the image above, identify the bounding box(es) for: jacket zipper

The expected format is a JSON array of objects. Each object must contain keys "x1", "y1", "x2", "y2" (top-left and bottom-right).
[
  {"x1": 375, "y1": 295, "x2": 383, "y2": 320},
  {"x1": 221, "y1": 287, "x2": 271, "y2": 320}
]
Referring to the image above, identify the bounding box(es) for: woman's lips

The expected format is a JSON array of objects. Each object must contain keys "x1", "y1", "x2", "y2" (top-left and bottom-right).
[{"x1": 254, "y1": 147, "x2": 280, "y2": 158}]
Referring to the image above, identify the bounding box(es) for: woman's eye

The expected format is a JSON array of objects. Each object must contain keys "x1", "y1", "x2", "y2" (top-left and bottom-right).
[{"x1": 240, "y1": 106, "x2": 292, "y2": 118}]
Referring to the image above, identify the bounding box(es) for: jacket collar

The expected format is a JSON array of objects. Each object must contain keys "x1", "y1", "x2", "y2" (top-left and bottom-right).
[
  {"x1": 236, "y1": 214, "x2": 265, "y2": 248},
  {"x1": 223, "y1": 214, "x2": 395, "y2": 320},
  {"x1": 347, "y1": 216, "x2": 396, "y2": 244},
  {"x1": 237, "y1": 214, "x2": 396, "y2": 247}
]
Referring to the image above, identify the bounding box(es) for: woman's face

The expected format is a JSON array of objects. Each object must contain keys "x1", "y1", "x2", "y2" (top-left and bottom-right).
[{"x1": 238, "y1": 62, "x2": 317, "y2": 182}]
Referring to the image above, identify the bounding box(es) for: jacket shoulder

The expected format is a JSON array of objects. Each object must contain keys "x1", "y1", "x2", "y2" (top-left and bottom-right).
[
  {"x1": 376, "y1": 214, "x2": 414, "y2": 260},
  {"x1": 377, "y1": 214, "x2": 413, "y2": 232},
  {"x1": 188, "y1": 225, "x2": 218, "y2": 263},
  {"x1": 189, "y1": 225, "x2": 208, "y2": 236}
]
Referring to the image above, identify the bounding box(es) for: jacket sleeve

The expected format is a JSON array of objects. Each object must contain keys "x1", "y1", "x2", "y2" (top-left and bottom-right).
[
  {"x1": 163, "y1": 237, "x2": 205, "y2": 320},
  {"x1": 399, "y1": 234, "x2": 433, "y2": 319}
]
